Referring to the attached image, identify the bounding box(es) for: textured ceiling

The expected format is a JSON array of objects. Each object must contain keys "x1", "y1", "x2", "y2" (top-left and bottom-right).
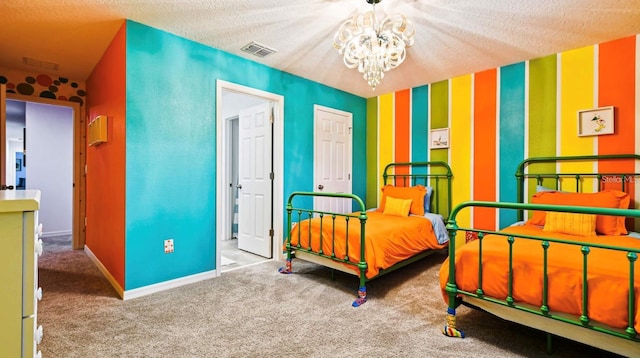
[{"x1": 2, "y1": 0, "x2": 640, "y2": 98}]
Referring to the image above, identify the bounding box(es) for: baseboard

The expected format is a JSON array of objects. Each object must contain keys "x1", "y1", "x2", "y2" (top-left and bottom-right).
[
  {"x1": 84, "y1": 245, "x2": 218, "y2": 300},
  {"x1": 41, "y1": 230, "x2": 72, "y2": 238},
  {"x1": 84, "y1": 245, "x2": 125, "y2": 298},
  {"x1": 122, "y1": 270, "x2": 218, "y2": 300}
]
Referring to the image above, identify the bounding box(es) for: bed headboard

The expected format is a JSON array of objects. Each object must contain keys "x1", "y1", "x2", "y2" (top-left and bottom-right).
[
  {"x1": 515, "y1": 154, "x2": 640, "y2": 221},
  {"x1": 382, "y1": 161, "x2": 453, "y2": 218}
]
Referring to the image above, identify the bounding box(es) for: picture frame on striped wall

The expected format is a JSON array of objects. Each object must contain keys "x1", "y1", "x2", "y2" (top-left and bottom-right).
[
  {"x1": 430, "y1": 128, "x2": 450, "y2": 149},
  {"x1": 577, "y1": 106, "x2": 614, "y2": 137}
]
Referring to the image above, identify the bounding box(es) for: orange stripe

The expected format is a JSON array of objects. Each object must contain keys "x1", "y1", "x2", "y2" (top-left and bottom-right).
[
  {"x1": 598, "y1": 37, "x2": 636, "y2": 197},
  {"x1": 395, "y1": 89, "x2": 411, "y2": 185},
  {"x1": 473, "y1": 69, "x2": 497, "y2": 230},
  {"x1": 599, "y1": 36, "x2": 636, "y2": 156}
]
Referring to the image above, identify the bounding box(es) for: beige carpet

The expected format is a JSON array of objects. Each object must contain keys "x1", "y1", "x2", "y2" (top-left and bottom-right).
[{"x1": 37, "y1": 236, "x2": 622, "y2": 358}]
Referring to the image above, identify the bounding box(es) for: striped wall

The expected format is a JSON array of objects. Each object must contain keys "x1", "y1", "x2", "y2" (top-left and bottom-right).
[{"x1": 370, "y1": 34, "x2": 639, "y2": 246}]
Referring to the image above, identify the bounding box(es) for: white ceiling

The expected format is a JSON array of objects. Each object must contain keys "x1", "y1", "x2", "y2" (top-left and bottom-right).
[{"x1": 2, "y1": 0, "x2": 640, "y2": 98}]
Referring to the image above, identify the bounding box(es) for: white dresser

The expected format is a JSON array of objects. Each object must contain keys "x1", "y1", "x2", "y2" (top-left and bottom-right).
[{"x1": 0, "y1": 190, "x2": 43, "y2": 358}]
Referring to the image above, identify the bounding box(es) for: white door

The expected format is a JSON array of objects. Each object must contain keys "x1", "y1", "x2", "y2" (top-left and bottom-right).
[
  {"x1": 237, "y1": 102, "x2": 272, "y2": 258},
  {"x1": 313, "y1": 105, "x2": 353, "y2": 214}
]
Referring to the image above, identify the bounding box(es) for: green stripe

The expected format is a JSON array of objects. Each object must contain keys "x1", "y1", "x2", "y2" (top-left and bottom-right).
[
  {"x1": 430, "y1": 80, "x2": 449, "y2": 166},
  {"x1": 366, "y1": 97, "x2": 378, "y2": 208},
  {"x1": 528, "y1": 55, "x2": 558, "y2": 197},
  {"x1": 429, "y1": 81, "x2": 449, "y2": 213},
  {"x1": 431, "y1": 80, "x2": 449, "y2": 129}
]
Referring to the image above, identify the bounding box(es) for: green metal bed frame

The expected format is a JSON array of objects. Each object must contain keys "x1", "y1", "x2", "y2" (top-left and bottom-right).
[
  {"x1": 443, "y1": 154, "x2": 640, "y2": 356},
  {"x1": 279, "y1": 161, "x2": 452, "y2": 307}
]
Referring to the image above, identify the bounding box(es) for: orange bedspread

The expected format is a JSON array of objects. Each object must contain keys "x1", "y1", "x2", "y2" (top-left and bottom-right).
[
  {"x1": 290, "y1": 211, "x2": 446, "y2": 279},
  {"x1": 439, "y1": 224, "x2": 640, "y2": 332}
]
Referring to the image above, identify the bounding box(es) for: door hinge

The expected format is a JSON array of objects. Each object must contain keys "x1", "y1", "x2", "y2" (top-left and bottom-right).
[
  {"x1": 270, "y1": 172, "x2": 274, "y2": 180},
  {"x1": 348, "y1": 127, "x2": 352, "y2": 134},
  {"x1": 84, "y1": 217, "x2": 87, "y2": 227},
  {"x1": 348, "y1": 173, "x2": 351, "y2": 180},
  {"x1": 85, "y1": 164, "x2": 88, "y2": 174},
  {"x1": 270, "y1": 107, "x2": 274, "y2": 123},
  {"x1": 269, "y1": 229, "x2": 274, "y2": 238}
]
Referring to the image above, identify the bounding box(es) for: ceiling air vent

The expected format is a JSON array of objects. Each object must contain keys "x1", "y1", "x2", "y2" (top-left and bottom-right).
[
  {"x1": 23, "y1": 56, "x2": 59, "y2": 71},
  {"x1": 241, "y1": 41, "x2": 278, "y2": 58}
]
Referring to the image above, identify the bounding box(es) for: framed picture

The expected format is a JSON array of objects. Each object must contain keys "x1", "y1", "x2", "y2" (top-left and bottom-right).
[
  {"x1": 430, "y1": 128, "x2": 449, "y2": 149},
  {"x1": 16, "y1": 158, "x2": 22, "y2": 171},
  {"x1": 577, "y1": 106, "x2": 614, "y2": 136}
]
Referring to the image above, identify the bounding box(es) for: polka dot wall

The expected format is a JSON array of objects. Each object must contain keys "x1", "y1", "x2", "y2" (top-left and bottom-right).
[{"x1": 0, "y1": 67, "x2": 86, "y2": 106}]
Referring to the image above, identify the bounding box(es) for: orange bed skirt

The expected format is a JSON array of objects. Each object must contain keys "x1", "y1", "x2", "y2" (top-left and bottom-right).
[
  {"x1": 290, "y1": 211, "x2": 446, "y2": 279},
  {"x1": 439, "y1": 224, "x2": 640, "y2": 332}
]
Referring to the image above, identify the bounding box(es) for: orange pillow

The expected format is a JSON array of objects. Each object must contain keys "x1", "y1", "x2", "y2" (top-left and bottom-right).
[
  {"x1": 527, "y1": 189, "x2": 630, "y2": 235},
  {"x1": 379, "y1": 185, "x2": 426, "y2": 216}
]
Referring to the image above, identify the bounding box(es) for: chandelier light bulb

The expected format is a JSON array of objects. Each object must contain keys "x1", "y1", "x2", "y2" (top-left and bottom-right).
[{"x1": 333, "y1": 1, "x2": 415, "y2": 90}]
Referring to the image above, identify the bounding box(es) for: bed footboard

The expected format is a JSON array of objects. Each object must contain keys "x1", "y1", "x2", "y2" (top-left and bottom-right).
[
  {"x1": 279, "y1": 191, "x2": 368, "y2": 307},
  {"x1": 442, "y1": 201, "x2": 640, "y2": 356}
]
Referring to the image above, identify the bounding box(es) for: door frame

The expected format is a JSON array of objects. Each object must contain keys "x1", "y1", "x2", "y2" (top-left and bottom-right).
[
  {"x1": 215, "y1": 80, "x2": 284, "y2": 275},
  {"x1": 2, "y1": 91, "x2": 84, "y2": 249},
  {"x1": 1, "y1": 85, "x2": 6, "y2": 187}
]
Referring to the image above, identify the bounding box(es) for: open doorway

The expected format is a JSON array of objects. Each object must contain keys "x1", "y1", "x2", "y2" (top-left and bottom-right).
[
  {"x1": 5, "y1": 99, "x2": 74, "y2": 240},
  {"x1": 1, "y1": 87, "x2": 84, "y2": 250},
  {"x1": 5, "y1": 100, "x2": 26, "y2": 190},
  {"x1": 215, "y1": 81, "x2": 284, "y2": 274}
]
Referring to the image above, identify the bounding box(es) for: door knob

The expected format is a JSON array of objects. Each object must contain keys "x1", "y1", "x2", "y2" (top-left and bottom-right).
[
  {"x1": 317, "y1": 184, "x2": 324, "y2": 190},
  {"x1": 237, "y1": 184, "x2": 243, "y2": 189}
]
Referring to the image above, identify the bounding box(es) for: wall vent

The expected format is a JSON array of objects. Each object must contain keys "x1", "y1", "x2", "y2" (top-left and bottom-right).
[{"x1": 241, "y1": 41, "x2": 278, "y2": 58}]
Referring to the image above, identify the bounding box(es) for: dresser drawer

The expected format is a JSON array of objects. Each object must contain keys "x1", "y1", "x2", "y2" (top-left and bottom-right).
[
  {"x1": 0, "y1": 190, "x2": 42, "y2": 358},
  {"x1": 22, "y1": 214, "x2": 42, "y2": 317},
  {"x1": 22, "y1": 315, "x2": 43, "y2": 357}
]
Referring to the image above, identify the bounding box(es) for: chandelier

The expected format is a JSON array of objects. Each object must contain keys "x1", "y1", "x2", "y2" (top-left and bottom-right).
[{"x1": 333, "y1": 0, "x2": 415, "y2": 90}]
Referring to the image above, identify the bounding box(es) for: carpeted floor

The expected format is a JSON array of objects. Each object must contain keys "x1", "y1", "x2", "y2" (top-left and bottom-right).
[{"x1": 37, "y1": 235, "x2": 625, "y2": 358}]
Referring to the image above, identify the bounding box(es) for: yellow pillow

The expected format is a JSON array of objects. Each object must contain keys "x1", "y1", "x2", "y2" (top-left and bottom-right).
[
  {"x1": 542, "y1": 212, "x2": 596, "y2": 236},
  {"x1": 383, "y1": 197, "x2": 412, "y2": 217}
]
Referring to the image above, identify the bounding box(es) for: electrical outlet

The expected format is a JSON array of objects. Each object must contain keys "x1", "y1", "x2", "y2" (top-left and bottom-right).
[{"x1": 164, "y1": 239, "x2": 174, "y2": 253}]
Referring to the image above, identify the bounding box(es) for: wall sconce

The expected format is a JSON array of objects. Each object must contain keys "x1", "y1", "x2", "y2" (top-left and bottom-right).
[{"x1": 88, "y1": 115, "x2": 108, "y2": 146}]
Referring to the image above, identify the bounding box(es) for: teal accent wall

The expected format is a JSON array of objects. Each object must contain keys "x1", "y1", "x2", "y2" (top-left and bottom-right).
[
  {"x1": 498, "y1": 62, "x2": 526, "y2": 228},
  {"x1": 124, "y1": 20, "x2": 366, "y2": 289}
]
